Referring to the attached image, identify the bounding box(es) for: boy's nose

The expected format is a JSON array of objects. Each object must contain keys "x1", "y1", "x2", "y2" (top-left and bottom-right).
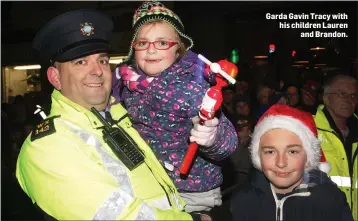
[{"x1": 275, "y1": 154, "x2": 288, "y2": 168}]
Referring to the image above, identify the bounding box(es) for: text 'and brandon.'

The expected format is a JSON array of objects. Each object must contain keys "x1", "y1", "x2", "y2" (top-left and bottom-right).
[{"x1": 266, "y1": 13, "x2": 349, "y2": 38}]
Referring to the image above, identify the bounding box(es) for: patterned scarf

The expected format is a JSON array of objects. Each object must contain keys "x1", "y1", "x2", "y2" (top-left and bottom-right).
[
  {"x1": 114, "y1": 65, "x2": 154, "y2": 93},
  {"x1": 112, "y1": 51, "x2": 216, "y2": 99}
]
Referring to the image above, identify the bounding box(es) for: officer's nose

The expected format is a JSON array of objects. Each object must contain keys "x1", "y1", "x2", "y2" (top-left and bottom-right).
[{"x1": 91, "y1": 62, "x2": 103, "y2": 76}]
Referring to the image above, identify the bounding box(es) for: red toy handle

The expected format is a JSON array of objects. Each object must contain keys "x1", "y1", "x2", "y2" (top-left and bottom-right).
[
  {"x1": 180, "y1": 142, "x2": 199, "y2": 174},
  {"x1": 180, "y1": 119, "x2": 205, "y2": 174},
  {"x1": 180, "y1": 59, "x2": 238, "y2": 176}
]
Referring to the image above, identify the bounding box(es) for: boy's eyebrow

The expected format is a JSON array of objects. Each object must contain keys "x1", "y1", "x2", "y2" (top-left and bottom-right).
[
  {"x1": 260, "y1": 146, "x2": 275, "y2": 149},
  {"x1": 260, "y1": 144, "x2": 303, "y2": 149},
  {"x1": 286, "y1": 144, "x2": 303, "y2": 148}
]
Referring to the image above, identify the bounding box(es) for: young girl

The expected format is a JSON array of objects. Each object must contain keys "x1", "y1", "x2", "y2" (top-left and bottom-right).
[
  {"x1": 231, "y1": 104, "x2": 353, "y2": 221},
  {"x1": 112, "y1": 1, "x2": 238, "y2": 213}
]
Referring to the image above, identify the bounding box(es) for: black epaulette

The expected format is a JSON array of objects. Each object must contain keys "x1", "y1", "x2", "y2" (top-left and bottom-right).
[{"x1": 31, "y1": 115, "x2": 60, "y2": 142}]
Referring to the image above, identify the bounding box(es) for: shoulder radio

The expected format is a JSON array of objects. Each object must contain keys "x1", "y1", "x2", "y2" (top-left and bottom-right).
[{"x1": 91, "y1": 107, "x2": 144, "y2": 170}]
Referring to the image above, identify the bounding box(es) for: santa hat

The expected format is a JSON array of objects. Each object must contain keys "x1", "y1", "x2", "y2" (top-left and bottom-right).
[{"x1": 249, "y1": 104, "x2": 331, "y2": 174}]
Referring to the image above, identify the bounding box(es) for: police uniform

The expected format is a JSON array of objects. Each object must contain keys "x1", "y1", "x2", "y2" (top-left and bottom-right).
[{"x1": 16, "y1": 9, "x2": 198, "y2": 220}]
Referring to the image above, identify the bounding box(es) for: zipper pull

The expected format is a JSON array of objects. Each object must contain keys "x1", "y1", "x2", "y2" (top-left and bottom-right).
[{"x1": 276, "y1": 201, "x2": 281, "y2": 221}]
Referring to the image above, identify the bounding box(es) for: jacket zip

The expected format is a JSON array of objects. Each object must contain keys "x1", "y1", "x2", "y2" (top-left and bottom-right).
[
  {"x1": 276, "y1": 201, "x2": 281, "y2": 221},
  {"x1": 270, "y1": 184, "x2": 310, "y2": 221}
]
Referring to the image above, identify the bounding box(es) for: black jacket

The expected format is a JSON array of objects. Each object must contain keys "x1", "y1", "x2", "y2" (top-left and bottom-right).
[{"x1": 231, "y1": 169, "x2": 353, "y2": 221}]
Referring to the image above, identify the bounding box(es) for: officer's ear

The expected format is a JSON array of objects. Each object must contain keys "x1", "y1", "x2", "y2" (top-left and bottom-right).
[{"x1": 47, "y1": 65, "x2": 61, "y2": 90}]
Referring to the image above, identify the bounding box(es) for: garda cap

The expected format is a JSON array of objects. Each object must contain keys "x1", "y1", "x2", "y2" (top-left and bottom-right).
[{"x1": 33, "y1": 9, "x2": 114, "y2": 63}]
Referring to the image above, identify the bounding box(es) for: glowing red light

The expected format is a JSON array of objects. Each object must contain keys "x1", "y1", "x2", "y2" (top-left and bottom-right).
[
  {"x1": 269, "y1": 44, "x2": 276, "y2": 53},
  {"x1": 292, "y1": 50, "x2": 296, "y2": 57}
]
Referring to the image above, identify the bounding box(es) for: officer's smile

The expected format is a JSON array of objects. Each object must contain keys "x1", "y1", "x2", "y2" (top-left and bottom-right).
[{"x1": 85, "y1": 83, "x2": 103, "y2": 88}]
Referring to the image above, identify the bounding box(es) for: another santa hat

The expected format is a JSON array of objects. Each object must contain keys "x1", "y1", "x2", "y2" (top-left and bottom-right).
[{"x1": 249, "y1": 104, "x2": 331, "y2": 174}]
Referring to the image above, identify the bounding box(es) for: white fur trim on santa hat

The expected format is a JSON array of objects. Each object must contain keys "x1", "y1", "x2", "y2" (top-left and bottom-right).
[
  {"x1": 319, "y1": 162, "x2": 332, "y2": 174},
  {"x1": 249, "y1": 115, "x2": 321, "y2": 172}
]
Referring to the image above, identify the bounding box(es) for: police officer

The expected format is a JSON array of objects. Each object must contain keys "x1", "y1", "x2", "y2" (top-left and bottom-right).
[{"x1": 16, "y1": 9, "x2": 212, "y2": 221}]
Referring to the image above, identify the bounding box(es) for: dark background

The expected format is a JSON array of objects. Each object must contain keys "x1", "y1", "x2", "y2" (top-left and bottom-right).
[
  {"x1": 2, "y1": 2, "x2": 357, "y2": 62},
  {"x1": 2, "y1": 1, "x2": 357, "y2": 86}
]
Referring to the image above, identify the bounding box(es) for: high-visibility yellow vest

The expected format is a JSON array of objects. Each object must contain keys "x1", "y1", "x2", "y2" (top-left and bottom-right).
[
  {"x1": 314, "y1": 105, "x2": 357, "y2": 220},
  {"x1": 16, "y1": 89, "x2": 192, "y2": 220}
]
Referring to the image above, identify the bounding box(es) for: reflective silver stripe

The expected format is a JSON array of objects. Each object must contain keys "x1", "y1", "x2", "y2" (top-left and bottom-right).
[
  {"x1": 148, "y1": 196, "x2": 172, "y2": 211},
  {"x1": 62, "y1": 120, "x2": 134, "y2": 195},
  {"x1": 330, "y1": 176, "x2": 358, "y2": 188},
  {"x1": 172, "y1": 190, "x2": 183, "y2": 210},
  {"x1": 61, "y1": 120, "x2": 156, "y2": 220},
  {"x1": 135, "y1": 202, "x2": 157, "y2": 220},
  {"x1": 93, "y1": 188, "x2": 134, "y2": 220}
]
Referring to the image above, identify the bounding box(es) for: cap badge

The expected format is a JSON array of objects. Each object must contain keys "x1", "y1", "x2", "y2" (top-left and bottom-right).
[{"x1": 80, "y1": 22, "x2": 95, "y2": 36}]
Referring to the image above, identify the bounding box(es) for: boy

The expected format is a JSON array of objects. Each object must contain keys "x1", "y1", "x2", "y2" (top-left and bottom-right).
[{"x1": 231, "y1": 104, "x2": 353, "y2": 221}]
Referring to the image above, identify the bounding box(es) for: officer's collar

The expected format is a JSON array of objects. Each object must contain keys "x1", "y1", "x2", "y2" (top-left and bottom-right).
[{"x1": 51, "y1": 89, "x2": 110, "y2": 128}]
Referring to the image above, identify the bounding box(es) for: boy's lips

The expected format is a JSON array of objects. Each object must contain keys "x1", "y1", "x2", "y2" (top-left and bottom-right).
[{"x1": 275, "y1": 172, "x2": 290, "y2": 177}]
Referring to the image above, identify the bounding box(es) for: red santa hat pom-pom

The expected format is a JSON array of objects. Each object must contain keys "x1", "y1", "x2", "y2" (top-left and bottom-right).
[{"x1": 319, "y1": 149, "x2": 332, "y2": 174}]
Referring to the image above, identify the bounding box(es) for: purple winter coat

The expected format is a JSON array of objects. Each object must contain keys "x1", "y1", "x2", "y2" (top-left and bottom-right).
[{"x1": 112, "y1": 51, "x2": 238, "y2": 192}]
